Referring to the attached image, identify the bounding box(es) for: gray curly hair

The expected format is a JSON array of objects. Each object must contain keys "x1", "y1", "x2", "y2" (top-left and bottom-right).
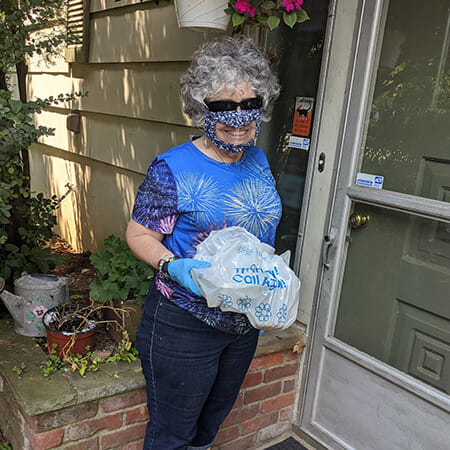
[{"x1": 180, "y1": 36, "x2": 280, "y2": 127}]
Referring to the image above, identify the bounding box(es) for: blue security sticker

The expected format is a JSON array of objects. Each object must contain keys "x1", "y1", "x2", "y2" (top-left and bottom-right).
[
  {"x1": 356, "y1": 172, "x2": 384, "y2": 189},
  {"x1": 288, "y1": 135, "x2": 310, "y2": 150}
]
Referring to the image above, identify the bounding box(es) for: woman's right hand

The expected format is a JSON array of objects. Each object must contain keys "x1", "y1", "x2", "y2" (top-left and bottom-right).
[{"x1": 168, "y1": 258, "x2": 211, "y2": 296}]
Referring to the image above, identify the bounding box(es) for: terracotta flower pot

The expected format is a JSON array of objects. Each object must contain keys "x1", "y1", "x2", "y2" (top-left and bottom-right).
[{"x1": 43, "y1": 305, "x2": 97, "y2": 358}]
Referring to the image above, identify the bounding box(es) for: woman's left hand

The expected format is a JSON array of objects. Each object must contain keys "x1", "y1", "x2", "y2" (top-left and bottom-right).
[{"x1": 168, "y1": 258, "x2": 211, "y2": 296}]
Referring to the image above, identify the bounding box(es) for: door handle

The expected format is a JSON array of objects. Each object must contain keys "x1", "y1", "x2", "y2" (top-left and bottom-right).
[
  {"x1": 349, "y1": 212, "x2": 370, "y2": 229},
  {"x1": 322, "y1": 227, "x2": 337, "y2": 269}
]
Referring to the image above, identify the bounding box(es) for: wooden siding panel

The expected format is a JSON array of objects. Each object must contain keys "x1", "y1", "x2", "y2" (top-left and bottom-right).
[
  {"x1": 34, "y1": 109, "x2": 196, "y2": 173},
  {"x1": 30, "y1": 143, "x2": 143, "y2": 252},
  {"x1": 28, "y1": 63, "x2": 192, "y2": 126},
  {"x1": 89, "y1": 4, "x2": 220, "y2": 63}
]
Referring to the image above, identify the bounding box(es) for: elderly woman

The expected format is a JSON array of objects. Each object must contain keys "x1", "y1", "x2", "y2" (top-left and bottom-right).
[{"x1": 126, "y1": 36, "x2": 281, "y2": 450}]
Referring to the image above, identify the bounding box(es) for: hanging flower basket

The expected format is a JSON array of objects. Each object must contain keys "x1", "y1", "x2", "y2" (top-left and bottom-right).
[
  {"x1": 174, "y1": 0, "x2": 231, "y2": 30},
  {"x1": 225, "y1": 0, "x2": 310, "y2": 31}
]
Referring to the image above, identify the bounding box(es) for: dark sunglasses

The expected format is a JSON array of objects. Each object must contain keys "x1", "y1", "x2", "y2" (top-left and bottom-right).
[{"x1": 204, "y1": 97, "x2": 263, "y2": 112}]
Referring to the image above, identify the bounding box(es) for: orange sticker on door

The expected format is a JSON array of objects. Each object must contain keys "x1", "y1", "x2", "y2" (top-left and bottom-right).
[{"x1": 292, "y1": 97, "x2": 314, "y2": 137}]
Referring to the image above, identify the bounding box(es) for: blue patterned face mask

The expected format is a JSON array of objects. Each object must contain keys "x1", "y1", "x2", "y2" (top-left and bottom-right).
[{"x1": 204, "y1": 108, "x2": 262, "y2": 154}]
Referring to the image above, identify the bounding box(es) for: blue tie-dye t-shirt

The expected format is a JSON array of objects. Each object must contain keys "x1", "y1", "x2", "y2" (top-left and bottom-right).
[{"x1": 131, "y1": 140, "x2": 282, "y2": 334}]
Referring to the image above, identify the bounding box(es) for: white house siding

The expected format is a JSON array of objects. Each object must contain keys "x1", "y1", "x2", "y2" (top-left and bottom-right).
[{"x1": 28, "y1": 2, "x2": 223, "y2": 251}]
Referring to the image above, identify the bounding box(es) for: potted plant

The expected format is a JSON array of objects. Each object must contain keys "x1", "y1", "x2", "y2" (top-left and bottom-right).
[
  {"x1": 225, "y1": 0, "x2": 310, "y2": 31},
  {"x1": 42, "y1": 302, "x2": 139, "y2": 377},
  {"x1": 43, "y1": 304, "x2": 98, "y2": 358},
  {"x1": 89, "y1": 235, "x2": 154, "y2": 343}
]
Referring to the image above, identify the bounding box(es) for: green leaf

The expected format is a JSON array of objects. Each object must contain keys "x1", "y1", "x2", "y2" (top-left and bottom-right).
[
  {"x1": 90, "y1": 250, "x2": 111, "y2": 275},
  {"x1": 296, "y1": 8, "x2": 310, "y2": 23},
  {"x1": 261, "y1": 1, "x2": 276, "y2": 8},
  {"x1": 256, "y1": 14, "x2": 269, "y2": 23},
  {"x1": 283, "y1": 11, "x2": 297, "y2": 28},
  {"x1": 232, "y1": 13, "x2": 246, "y2": 27},
  {"x1": 267, "y1": 15, "x2": 280, "y2": 30}
]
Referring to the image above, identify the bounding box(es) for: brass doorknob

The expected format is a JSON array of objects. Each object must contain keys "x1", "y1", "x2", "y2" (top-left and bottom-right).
[{"x1": 349, "y1": 212, "x2": 370, "y2": 229}]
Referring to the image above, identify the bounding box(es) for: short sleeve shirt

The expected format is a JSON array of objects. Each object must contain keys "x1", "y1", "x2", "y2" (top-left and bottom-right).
[{"x1": 132, "y1": 140, "x2": 282, "y2": 334}]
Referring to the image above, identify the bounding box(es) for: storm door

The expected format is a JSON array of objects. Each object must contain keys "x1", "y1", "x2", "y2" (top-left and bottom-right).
[{"x1": 300, "y1": 0, "x2": 450, "y2": 448}]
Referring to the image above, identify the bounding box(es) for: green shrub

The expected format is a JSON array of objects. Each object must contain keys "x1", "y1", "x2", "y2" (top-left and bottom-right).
[{"x1": 89, "y1": 235, "x2": 154, "y2": 307}]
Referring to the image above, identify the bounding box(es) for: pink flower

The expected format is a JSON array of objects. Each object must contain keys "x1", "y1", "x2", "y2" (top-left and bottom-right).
[
  {"x1": 281, "y1": 0, "x2": 303, "y2": 12},
  {"x1": 235, "y1": 0, "x2": 256, "y2": 17}
]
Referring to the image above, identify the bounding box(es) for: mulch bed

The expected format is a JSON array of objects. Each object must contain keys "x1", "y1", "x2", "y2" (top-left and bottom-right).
[{"x1": 47, "y1": 235, "x2": 98, "y2": 304}]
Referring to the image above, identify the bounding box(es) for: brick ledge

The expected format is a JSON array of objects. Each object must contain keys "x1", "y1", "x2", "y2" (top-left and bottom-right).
[
  {"x1": 0, "y1": 319, "x2": 306, "y2": 417},
  {"x1": 255, "y1": 325, "x2": 306, "y2": 359}
]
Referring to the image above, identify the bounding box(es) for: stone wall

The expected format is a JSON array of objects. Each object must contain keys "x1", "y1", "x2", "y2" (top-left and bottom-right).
[
  {"x1": 0, "y1": 321, "x2": 305, "y2": 449},
  {"x1": 1, "y1": 379, "x2": 148, "y2": 449}
]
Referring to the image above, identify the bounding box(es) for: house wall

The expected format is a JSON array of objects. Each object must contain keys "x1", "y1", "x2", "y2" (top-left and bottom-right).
[{"x1": 28, "y1": 2, "x2": 223, "y2": 251}]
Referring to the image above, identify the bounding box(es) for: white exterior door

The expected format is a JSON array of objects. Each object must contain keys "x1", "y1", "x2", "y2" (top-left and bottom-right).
[{"x1": 299, "y1": 0, "x2": 450, "y2": 448}]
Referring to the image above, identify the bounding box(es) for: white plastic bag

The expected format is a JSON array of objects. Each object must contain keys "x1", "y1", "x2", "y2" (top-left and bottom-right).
[{"x1": 192, "y1": 227, "x2": 301, "y2": 330}]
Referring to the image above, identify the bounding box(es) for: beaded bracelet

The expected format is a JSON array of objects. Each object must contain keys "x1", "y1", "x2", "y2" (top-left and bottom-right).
[{"x1": 158, "y1": 254, "x2": 179, "y2": 278}]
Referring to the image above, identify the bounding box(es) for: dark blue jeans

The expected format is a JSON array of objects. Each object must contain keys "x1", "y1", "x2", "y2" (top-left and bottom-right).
[{"x1": 135, "y1": 283, "x2": 259, "y2": 450}]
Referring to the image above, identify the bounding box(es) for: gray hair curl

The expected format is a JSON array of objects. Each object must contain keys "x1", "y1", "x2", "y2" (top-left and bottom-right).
[{"x1": 180, "y1": 36, "x2": 280, "y2": 127}]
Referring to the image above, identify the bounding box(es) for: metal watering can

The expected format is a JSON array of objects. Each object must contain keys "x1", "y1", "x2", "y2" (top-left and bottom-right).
[{"x1": 0, "y1": 274, "x2": 69, "y2": 337}]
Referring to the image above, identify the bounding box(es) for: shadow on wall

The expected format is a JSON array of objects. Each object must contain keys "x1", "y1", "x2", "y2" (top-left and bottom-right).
[
  {"x1": 30, "y1": 142, "x2": 142, "y2": 252},
  {"x1": 27, "y1": 3, "x2": 222, "y2": 251}
]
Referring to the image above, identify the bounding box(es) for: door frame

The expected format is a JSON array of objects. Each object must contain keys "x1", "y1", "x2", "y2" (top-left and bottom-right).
[{"x1": 298, "y1": 0, "x2": 450, "y2": 447}]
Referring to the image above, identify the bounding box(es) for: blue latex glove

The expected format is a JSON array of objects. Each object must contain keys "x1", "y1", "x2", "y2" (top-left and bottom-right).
[{"x1": 168, "y1": 258, "x2": 211, "y2": 296}]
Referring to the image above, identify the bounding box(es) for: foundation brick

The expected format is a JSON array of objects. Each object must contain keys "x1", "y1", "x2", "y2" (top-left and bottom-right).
[
  {"x1": 257, "y1": 420, "x2": 290, "y2": 442},
  {"x1": 244, "y1": 381, "x2": 282, "y2": 404},
  {"x1": 280, "y1": 406, "x2": 294, "y2": 422},
  {"x1": 125, "y1": 405, "x2": 149, "y2": 425},
  {"x1": 214, "y1": 425, "x2": 240, "y2": 445},
  {"x1": 122, "y1": 440, "x2": 145, "y2": 450},
  {"x1": 100, "y1": 422, "x2": 147, "y2": 449},
  {"x1": 241, "y1": 371, "x2": 262, "y2": 388},
  {"x1": 28, "y1": 403, "x2": 98, "y2": 433},
  {"x1": 221, "y1": 404, "x2": 260, "y2": 427},
  {"x1": 264, "y1": 362, "x2": 299, "y2": 383},
  {"x1": 286, "y1": 350, "x2": 300, "y2": 361},
  {"x1": 233, "y1": 392, "x2": 244, "y2": 409},
  {"x1": 283, "y1": 378, "x2": 296, "y2": 393},
  {"x1": 261, "y1": 393, "x2": 295, "y2": 413},
  {"x1": 63, "y1": 437, "x2": 99, "y2": 450},
  {"x1": 26, "y1": 428, "x2": 64, "y2": 450},
  {"x1": 64, "y1": 413, "x2": 122, "y2": 442},
  {"x1": 248, "y1": 352, "x2": 284, "y2": 371},
  {"x1": 100, "y1": 389, "x2": 147, "y2": 413},
  {"x1": 242, "y1": 411, "x2": 279, "y2": 435},
  {"x1": 217, "y1": 433, "x2": 257, "y2": 450}
]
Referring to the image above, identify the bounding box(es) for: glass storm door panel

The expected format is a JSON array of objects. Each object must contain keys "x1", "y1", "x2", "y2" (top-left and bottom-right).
[
  {"x1": 334, "y1": 205, "x2": 450, "y2": 392},
  {"x1": 333, "y1": 0, "x2": 450, "y2": 393},
  {"x1": 300, "y1": 1, "x2": 450, "y2": 449},
  {"x1": 360, "y1": 1, "x2": 450, "y2": 199},
  {"x1": 257, "y1": 0, "x2": 330, "y2": 260}
]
